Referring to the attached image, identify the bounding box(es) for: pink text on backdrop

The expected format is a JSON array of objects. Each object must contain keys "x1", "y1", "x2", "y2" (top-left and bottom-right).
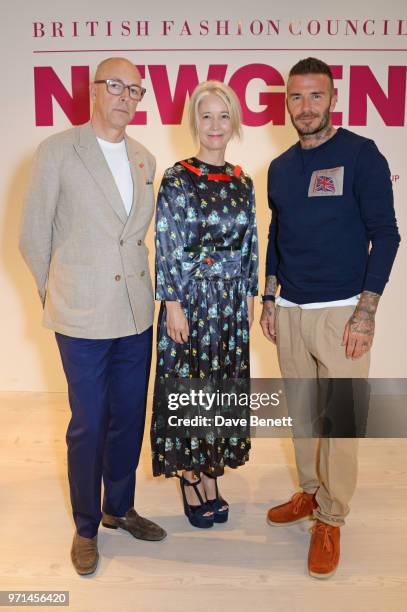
[{"x1": 34, "y1": 63, "x2": 407, "y2": 127}]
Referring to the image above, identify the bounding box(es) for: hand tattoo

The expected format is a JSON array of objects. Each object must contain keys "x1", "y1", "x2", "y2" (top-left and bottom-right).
[
  {"x1": 260, "y1": 275, "x2": 278, "y2": 344},
  {"x1": 349, "y1": 291, "x2": 380, "y2": 337}
]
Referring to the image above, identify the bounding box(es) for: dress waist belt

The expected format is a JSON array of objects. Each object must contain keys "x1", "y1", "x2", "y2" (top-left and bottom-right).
[{"x1": 183, "y1": 246, "x2": 239, "y2": 253}]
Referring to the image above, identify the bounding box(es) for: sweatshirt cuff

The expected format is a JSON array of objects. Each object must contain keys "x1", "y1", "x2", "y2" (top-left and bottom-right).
[
  {"x1": 363, "y1": 273, "x2": 386, "y2": 295},
  {"x1": 265, "y1": 264, "x2": 278, "y2": 276}
]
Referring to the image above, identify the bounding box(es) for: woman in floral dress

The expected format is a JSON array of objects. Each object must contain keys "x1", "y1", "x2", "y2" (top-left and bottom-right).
[{"x1": 151, "y1": 80, "x2": 258, "y2": 528}]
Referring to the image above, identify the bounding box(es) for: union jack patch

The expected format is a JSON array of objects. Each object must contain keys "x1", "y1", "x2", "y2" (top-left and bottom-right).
[{"x1": 308, "y1": 166, "x2": 344, "y2": 197}]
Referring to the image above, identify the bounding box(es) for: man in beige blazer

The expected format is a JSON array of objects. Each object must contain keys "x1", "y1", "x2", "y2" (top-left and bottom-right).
[{"x1": 20, "y1": 57, "x2": 166, "y2": 576}]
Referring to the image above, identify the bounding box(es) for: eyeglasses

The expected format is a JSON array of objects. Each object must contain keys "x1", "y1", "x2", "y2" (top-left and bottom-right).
[{"x1": 94, "y1": 79, "x2": 146, "y2": 101}]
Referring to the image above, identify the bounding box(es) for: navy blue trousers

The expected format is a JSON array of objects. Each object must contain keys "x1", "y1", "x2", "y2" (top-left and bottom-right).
[{"x1": 55, "y1": 328, "x2": 152, "y2": 538}]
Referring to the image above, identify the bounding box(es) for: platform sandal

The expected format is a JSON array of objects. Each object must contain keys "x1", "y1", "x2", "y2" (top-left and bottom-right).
[
  {"x1": 203, "y1": 472, "x2": 229, "y2": 523},
  {"x1": 177, "y1": 474, "x2": 215, "y2": 529}
]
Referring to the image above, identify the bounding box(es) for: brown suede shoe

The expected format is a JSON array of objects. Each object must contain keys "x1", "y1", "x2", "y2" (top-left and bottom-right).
[
  {"x1": 267, "y1": 491, "x2": 318, "y2": 526},
  {"x1": 102, "y1": 508, "x2": 167, "y2": 541},
  {"x1": 308, "y1": 520, "x2": 340, "y2": 579},
  {"x1": 71, "y1": 533, "x2": 99, "y2": 576}
]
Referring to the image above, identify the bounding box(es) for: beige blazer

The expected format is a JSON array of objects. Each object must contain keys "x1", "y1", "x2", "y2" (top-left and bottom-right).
[{"x1": 19, "y1": 121, "x2": 156, "y2": 339}]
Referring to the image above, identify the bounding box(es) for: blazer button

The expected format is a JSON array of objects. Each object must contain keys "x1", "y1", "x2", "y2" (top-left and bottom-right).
[
  {"x1": 140, "y1": 270, "x2": 145, "y2": 277},
  {"x1": 120, "y1": 239, "x2": 124, "y2": 246},
  {"x1": 137, "y1": 239, "x2": 142, "y2": 246},
  {"x1": 115, "y1": 274, "x2": 121, "y2": 281}
]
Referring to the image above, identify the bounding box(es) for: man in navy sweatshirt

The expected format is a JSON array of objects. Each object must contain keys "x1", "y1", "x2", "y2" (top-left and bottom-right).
[{"x1": 260, "y1": 57, "x2": 400, "y2": 579}]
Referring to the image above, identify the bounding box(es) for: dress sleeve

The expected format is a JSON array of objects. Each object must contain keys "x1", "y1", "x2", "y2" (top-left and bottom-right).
[
  {"x1": 154, "y1": 167, "x2": 187, "y2": 302},
  {"x1": 241, "y1": 178, "x2": 259, "y2": 296}
]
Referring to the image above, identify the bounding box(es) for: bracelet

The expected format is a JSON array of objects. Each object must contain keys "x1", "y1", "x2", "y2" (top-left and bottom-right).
[{"x1": 261, "y1": 294, "x2": 276, "y2": 303}]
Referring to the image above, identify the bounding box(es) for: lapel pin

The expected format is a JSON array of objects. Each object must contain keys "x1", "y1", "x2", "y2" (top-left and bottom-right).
[{"x1": 139, "y1": 162, "x2": 144, "y2": 168}]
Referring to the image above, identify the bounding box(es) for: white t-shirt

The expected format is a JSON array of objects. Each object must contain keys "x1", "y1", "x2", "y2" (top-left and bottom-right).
[
  {"x1": 97, "y1": 137, "x2": 134, "y2": 215},
  {"x1": 276, "y1": 295, "x2": 360, "y2": 309}
]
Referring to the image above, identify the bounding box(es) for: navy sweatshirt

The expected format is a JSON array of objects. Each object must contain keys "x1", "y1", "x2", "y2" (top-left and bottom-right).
[{"x1": 265, "y1": 128, "x2": 400, "y2": 303}]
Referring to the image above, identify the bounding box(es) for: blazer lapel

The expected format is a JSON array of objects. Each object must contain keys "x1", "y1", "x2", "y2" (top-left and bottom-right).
[
  {"x1": 122, "y1": 136, "x2": 148, "y2": 238},
  {"x1": 74, "y1": 122, "x2": 128, "y2": 225}
]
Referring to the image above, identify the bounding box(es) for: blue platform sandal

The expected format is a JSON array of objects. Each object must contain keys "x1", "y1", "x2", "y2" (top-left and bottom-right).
[
  {"x1": 203, "y1": 472, "x2": 229, "y2": 523},
  {"x1": 178, "y1": 475, "x2": 215, "y2": 529}
]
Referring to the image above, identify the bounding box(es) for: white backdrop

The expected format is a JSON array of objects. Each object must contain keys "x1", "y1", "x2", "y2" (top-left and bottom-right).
[{"x1": 2, "y1": 0, "x2": 406, "y2": 391}]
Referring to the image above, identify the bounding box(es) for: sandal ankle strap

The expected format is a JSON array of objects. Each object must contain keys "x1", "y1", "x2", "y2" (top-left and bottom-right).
[
  {"x1": 178, "y1": 474, "x2": 206, "y2": 506},
  {"x1": 177, "y1": 474, "x2": 202, "y2": 486}
]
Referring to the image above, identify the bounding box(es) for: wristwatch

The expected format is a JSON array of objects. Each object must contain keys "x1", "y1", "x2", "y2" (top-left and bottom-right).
[{"x1": 261, "y1": 294, "x2": 276, "y2": 304}]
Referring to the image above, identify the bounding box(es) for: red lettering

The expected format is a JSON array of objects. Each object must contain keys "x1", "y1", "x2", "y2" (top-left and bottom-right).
[
  {"x1": 307, "y1": 20, "x2": 321, "y2": 36},
  {"x1": 327, "y1": 20, "x2": 339, "y2": 36},
  {"x1": 180, "y1": 21, "x2": 192, "y2": 36},
  {"x1": 31, "y1": 63, "x2": 407, "y2": 128},
  {"x1": 267, "y1": 20, "x2": 280, "y2": 35},
  {"x1": 147, "y1": 64, "x2": 228, "y2": 124},
  {"x1": 136, "y1": 21, "x2": 149, "y2": 36},
  {"x1": 250, "y1": 20, "x2": 264, "y2": 36},
  {"x1": 330, "y1": 65, "x2": 343, "y2": 126},
  {"x1": 33, "y1": 22, "x2": 44, "y2": 37},
  {"x1": 398, "y1": 20, "x2": 407, "y2": 35},
  {"x1": 86, "y1": 21, "x2": 99, "y2": 36},
  {"x1": 200, "y1": 20, "x2": 209, "y2": 36},
  {"x1": 289, "y1": 21, "x2": 301, "y2": 35},
  {"x1": 121, "y1": 21, "x2": 130, "y2": 36},
  {"x1": 162, "y1": 20, "x2": 174, "y2": 35},
  {"x1": 345, "y1": 20, "x2": 358, "y2": 35},
  {"x1": 34, "y1": 66, "x2": 90, "y2": 126},
  {"x1": 363, "y1": 20, "x2": 375, "y2": 36},
  {"x1": 131, "y1": 65, "x2": 147, "y2": 125},
  {"x1": 228, "y1": 64, "x2": 285, "y2": 126},
  {"x1": 216, "y1": 20, "x2": 229, "y2": 36},
  {"x1": 349, "y1": 66, "x2": 406, "y2": 126},
  {"x1": 52, "y1": 22, "x2": 63, "y2": 38}
]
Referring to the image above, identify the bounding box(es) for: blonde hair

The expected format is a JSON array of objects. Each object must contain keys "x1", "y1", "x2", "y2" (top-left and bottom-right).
[{"x1": 188, "y1": 80, "x2": 242, "y2": 141}]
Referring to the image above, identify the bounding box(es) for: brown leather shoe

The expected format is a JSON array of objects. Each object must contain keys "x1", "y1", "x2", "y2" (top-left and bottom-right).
[
  {"x1": 71, "y1": 532, "x2": 99, "y2": 575},
  {"x1": 102, "y1": 508, "x2": 167, "y2": 541},
  {"x1": 308, "y1": 520, "x2": 340, "y2": 579},
  {"x1": 267, "y1": 491, "x2": 317, "y2": 526}
]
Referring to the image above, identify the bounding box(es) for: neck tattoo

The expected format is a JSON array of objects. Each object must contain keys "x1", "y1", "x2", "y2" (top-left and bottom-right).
[{"x1": 300, "y1": 125, "x2": 336, "y2": 150}]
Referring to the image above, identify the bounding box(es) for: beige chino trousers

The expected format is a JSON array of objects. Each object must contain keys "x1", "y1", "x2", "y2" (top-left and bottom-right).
[{"x1": 276, "y1": 305, "x2": 370, "y2": 526}]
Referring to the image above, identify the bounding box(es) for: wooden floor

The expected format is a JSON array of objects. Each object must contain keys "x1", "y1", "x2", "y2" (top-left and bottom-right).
[{"x1": 0, "y1": 392, "x2": 406, "y2": 612}]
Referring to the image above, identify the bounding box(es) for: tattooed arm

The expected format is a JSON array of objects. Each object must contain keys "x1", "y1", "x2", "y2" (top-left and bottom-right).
[
  {"x1": 343, "y1": 142, "x2": 399, "y2": 359},
  {"x1": 259, "y1": 275, "x2": 279, "y2": 344},
  {"x1": 342, "y1": 290, "x2": 380, "y2": 359}
]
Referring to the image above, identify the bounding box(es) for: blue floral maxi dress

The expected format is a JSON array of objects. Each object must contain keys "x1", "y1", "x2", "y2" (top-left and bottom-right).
[{"x1": 151, "y1": 157, "x2": 258, "y2": 477}]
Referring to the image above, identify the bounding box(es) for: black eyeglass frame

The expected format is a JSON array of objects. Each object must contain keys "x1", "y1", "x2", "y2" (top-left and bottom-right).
[{"x1": 94, "y1": 79, "x2": 146, "y2": 100}]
